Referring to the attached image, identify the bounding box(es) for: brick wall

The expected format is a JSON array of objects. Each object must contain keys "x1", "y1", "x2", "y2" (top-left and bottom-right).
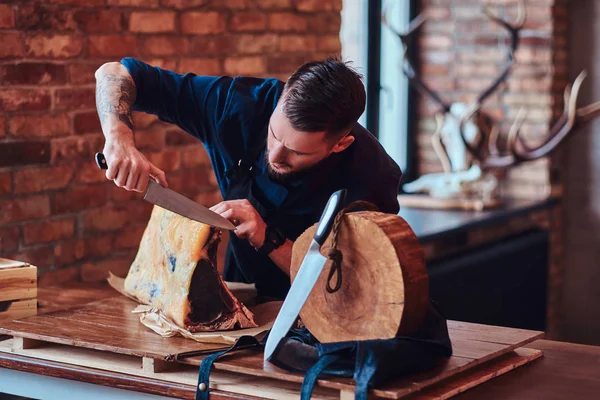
[
  {"x1": 0, "y1": 0, "x2": 342, "y2": 284},
  {"x1": 413, "y1": 0, "x2": 569, "y2": 339}
]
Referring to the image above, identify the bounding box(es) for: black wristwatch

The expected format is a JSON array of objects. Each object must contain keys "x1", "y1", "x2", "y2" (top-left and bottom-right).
[{"x1": 256, "y1": 225, "x2": 286, "y2": 256}]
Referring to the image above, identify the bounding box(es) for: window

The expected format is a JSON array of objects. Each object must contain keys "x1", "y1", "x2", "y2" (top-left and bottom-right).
[{"x1": 340, "y1": 0, "x2": 414, "y2": 180}]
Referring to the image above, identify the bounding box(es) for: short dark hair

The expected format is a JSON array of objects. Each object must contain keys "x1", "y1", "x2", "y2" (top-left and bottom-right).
[{"x1": 281, "y1": 57, "x2": 366, "y2": 138}]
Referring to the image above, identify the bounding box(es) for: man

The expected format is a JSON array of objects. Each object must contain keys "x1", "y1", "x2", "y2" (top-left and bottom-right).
[{"x1": 94, "y1": 56, "x2": 402, "y2": 299}]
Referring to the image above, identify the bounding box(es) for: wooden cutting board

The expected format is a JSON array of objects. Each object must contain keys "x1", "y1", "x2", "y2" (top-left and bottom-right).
[{"x1": 0, "y1": 295, "x2": 544, "y2": 399}]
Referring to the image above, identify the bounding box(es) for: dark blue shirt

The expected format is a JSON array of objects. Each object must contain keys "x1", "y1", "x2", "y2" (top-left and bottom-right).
[{"x1": 121, "y1": 57, "x2": 402, "y2": 299}]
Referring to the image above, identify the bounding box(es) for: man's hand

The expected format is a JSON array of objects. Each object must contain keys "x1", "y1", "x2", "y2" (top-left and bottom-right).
[
  {"x1": 95, "y1": 61, "x2": 168, "y2": 192},
  {"x1": 210, "y1": 200, "x2": 266, "y2": 249},
  {"x1": 102, "y1": 140, "x2": 168, "y2": 192}
]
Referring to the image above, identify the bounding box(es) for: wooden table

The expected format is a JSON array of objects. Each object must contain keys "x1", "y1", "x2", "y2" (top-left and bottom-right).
[{"x1": 1, "y1": 283, "x2": 599, "y2": 400}]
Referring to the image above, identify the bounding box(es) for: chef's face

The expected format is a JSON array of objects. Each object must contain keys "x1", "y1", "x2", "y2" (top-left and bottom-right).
[{"x1": 266, "y1": 104, "x2": 354, "y2": 183}]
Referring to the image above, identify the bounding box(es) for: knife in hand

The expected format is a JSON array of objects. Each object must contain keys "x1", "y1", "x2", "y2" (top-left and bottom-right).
[
  {"x1": 263, "y1": 188, "x2": 347, "y2": 362},
  {"x1": 95, "y1": 152, "x2": 235, "y2": 231}
]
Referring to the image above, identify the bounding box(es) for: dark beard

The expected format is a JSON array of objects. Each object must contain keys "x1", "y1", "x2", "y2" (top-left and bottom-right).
[
  {"x1": 264, "y1": 149, "x2": 331, "y2": 185},
  {"x1": 264, "y1": 150, "x2": 299, "y2": 184}
]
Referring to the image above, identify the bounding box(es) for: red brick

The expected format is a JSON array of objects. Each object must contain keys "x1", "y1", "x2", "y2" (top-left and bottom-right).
[
  {"x1": 181, "y1": 144, "x2": 211, "y2": 167},
  {"x1": 87, "y1": 35, "x2": 138, "y2": 58},
  {"x1": 307, "y1": 12, "x2": 340, "y2": 33},
  {"x1": 14, "y1": 165, "x2": 74, "y2": 195},
  {"x1": 236, "y1": 34, "x2": 278, "y2": 54},
  {"x1": 6, "y1": 246, "x2": 54, "y2": 269},
  {"x1": 38, "y1": 266, "x2": 80, "y2": 285},
  {"x1": 165, "y1": 129, "x2": 197, "y2": 146},
  {"x1": 0, "y1": 89, "x2": 51, "y2": 112},
  {"x1": 69, "y1": 62, "x2": 101, "y2": 84},
  {"x1": 193, "y1": 190, "x2": 222, "y2": 207},
  {"x1": 115, "y1": 225, "x2": 146, "y2": 250},
  {"x1": 52, "y1": 184, "x2": 110, "y2": 213},
  {"x1": 0, "y1": 172, "x2": 10, "y2": 196},
  {"x1": 211, "y1": 0, "x2": 252, "y2": 9},
  {"x1": 74, "y1": 10, "x2": 127, "y2": 33},
  {"x1": 0, "y1": 141, "x2": 51, "y2": 168},
  {"x1": 181, "y1": 12, "x2": 225, "y2": 34},
  {"x1": 0, "y1": 195, "x2": 50, "y2": 224},
  {"x1": 117, "y1": 199, "x2": 153, "y2": 224},
  {"x1": 48, "y1": 0, "x2": 105, "y2": 5},
  {"x1": 85, "y1": 234, "x2": 114, "y2": 258},
  {"x1": 224, "y1": 56, "x2": 266, "y2": 75},
  {"x1": 108, "y1": 0, "x2": 159, "y2": 6},
  {"x1": 267, "y1": 55, "x2": 309, "y2": 74},
  {"x1": 0, "y1": 33, "x2": 22, "y2": 59},
  {"x1": 295, "y1": 0, "x2": 338, "y2": 11},
  {"x1": 74, "y1": 111, "x2": 101, "y2": 134},
  {"x1": 51, "y1": 134, "x2": 104, "y2": 164},
  {"x1": 268, "y1": 13, "x2": 307, "y2": 32},
  {"x1": 256, "y1": 0, "x2": 291, "y2": 8},
  {"x1": 0, "y1": 4, "x2": 14, "y2": 28},
  {"x1": 1, "y1": 62, "x2": 67, "y2": 85},
  {"x1": 0, "y1": 115, "x2": 5, "y2": 139},
  {"x1": 54, "y1": 235, "x2": 114, "y2": 266},
  {"x1": 0, "y1": 226, "x2": 20, "y2": 254},
  {"x1": 230, "y1": 12, "x2": 267, "y2": 31},
  {"x1": 24, "y1": 35, "x2": 83, "y2": 58},
  {"x1": 145, "y1": 58, "x2": 177, "y2": 71},
  {"x1": 146, "y1": 149, "x2": 181, "y2": 172},
  {"x1": 16, "y1": 4, "x2": 76, "y2": 31},
  {"x1": 55, "y1": 88, "x2": 96, "y2": 110},
  {"x1": 23, "y1": 218, "x2": 75, "y2": 245},
  {"x1": 132, "y1": 112, "x2": 159, "y2": 129},
  {"x1": 160, "y1": 0, "x2": 207, "y2": 8},
  {"x1": 134, "y1": 126, "x2": 166, "y2": 150},
  {"x1": 178, "y1": 58, "x2": 222, "y2": 75},
  {"x1": 316, "y1": 34, "x2": 339, "y2": 52},
  {"x1": 76, "y1": 161, "x2": 108, "y2": 184},
  {"x1": 81, "y1": 255, "x2": 134, "y2": 282},
  {"x1": 110, "y1": 184, "x2": 144, "y2": 201},
  {"x1": 130, "y1": 11, "x2": 175, "y2": 33},
  {"x1": 83, "y1": 206, "x2": 131, "y2": 232},
  {"x1": 279, "y1": 35, "x2": 315, "y2": 52},
  {"x1": 190, "y1": 35, "x2": 237, "y2": 56},
  {"x1": 8, "y1": 115, "x2": 70, "y2": 139},
  {"x1": 141, "y1": 36, "x2": 189, "y2": 57}
]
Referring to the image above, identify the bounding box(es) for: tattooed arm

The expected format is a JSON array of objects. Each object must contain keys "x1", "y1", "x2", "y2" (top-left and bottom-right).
[{"x1": 95, "y1": 62, "x2": 167, "y2": 192}]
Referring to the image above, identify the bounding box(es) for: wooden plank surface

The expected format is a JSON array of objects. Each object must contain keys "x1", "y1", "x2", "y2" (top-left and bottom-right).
[
  {"x1": 0, "y1": 294, "x2": 544, "y2": 399},
  {"x1": 0, "y1": 338, "x2": 340, "y2": 400},
  {"x1": 453, "y1": 339, "x2": 600, "y2": 400},
  {"x1": 0, "y1": 337, "x2": 542, "y2": 400},
  {"x1": 0, "y1": 299, "x2": 37, "y2": 322}
]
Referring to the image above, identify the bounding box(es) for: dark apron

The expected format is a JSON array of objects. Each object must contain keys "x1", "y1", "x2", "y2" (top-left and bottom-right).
[
  {"x1": 221, "y1": 125, "x2": 291, "y2": 299},
  {"x1": 194, "y1": 301, "x2": 453, "y2": 400}
]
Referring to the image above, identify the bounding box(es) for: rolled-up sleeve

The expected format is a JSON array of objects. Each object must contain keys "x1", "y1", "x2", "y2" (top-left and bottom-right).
[{"x1": 120, "y1": 57, "x2": 232, "y2": 145}]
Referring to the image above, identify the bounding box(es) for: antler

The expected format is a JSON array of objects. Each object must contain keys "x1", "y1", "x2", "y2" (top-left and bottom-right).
[
  {"x1": 382, "y1": 4, "x2": 451, "y2": 113},
  {"x1": 474, "y1": 0, "x2": 527, "y2": 106},
  {"x1": 459, "y1": 70, "x2": 600, "y2": 170}
]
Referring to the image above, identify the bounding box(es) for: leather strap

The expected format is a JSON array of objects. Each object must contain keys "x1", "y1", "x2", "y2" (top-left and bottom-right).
[{"x1": 195, "y1": 335, "x2": 262, "y2": 400}]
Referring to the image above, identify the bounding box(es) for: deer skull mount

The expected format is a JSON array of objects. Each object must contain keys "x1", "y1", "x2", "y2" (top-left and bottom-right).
[{"x1": 383, "y1": 0, "x2": 600, "y2": 203}]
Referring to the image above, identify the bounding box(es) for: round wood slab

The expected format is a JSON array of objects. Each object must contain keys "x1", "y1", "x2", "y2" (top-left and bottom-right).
[{"x1": 290, "y1": 211, "x2": 429, "y2": 343}]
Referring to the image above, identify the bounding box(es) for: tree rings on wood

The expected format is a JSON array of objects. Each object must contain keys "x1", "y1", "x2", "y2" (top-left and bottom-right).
[{"x1": 290, "y1": 211, "x2": 429, "y2": 343}]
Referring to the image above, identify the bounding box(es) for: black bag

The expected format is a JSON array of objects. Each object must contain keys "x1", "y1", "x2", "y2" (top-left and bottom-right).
[{"x1": 195, "y1": 300, "x2": 453, "y2": 400}]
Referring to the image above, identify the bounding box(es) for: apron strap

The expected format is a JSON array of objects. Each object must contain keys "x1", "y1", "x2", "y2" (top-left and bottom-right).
[
  {"x1": 195, "y1": 335, "x2": 262, "y2": 400},
  {"x1": 300, "y1": 353, "x2": 344, "y2": 400}
]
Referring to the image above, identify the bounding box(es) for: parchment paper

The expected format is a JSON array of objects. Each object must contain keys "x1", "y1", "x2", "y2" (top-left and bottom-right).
[{"x1": 107, "y1": 272, "x2": 281, "y2": 345}]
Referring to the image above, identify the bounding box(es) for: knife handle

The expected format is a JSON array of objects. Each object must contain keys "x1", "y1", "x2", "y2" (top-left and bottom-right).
[
  {"x1": 314, "y1": 189, "x2": 347, "y2": 246},
  {"x1": 95, "y1": 152, "x2": 108, "y2": 170}
]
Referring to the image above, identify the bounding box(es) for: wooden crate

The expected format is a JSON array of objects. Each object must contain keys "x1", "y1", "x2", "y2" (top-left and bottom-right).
[{"x1": 0, "y1": 258, "x2": 37, "y2": 322}]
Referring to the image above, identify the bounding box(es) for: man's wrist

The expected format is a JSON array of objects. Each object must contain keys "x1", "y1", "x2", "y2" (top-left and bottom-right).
[{"x1": 255, "y1": 225, "x2": 286, "y2": 256}]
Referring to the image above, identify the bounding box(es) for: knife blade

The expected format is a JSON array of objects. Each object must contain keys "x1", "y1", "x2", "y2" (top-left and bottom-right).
[
  {"x1": 95, "y1": 152, "x2": 235, "y2": 231},
  {"x1": 263, "y1": 188, "x2": 347, "y2": 362}
]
